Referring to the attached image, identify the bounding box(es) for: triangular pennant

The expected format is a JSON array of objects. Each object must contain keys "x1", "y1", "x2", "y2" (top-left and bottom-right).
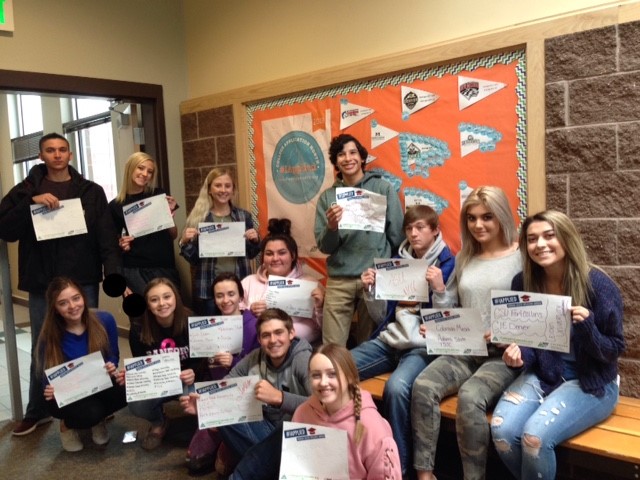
[
  {"x1": 401, "y1": 85, "x2": 438, "y2": 119},
  {"x1": 458, "y1": 75, "x2": 506, "y2": 110},
  {"x1": 365, "y1": 154, "x2": 377, "y2": 165},
  {"x1": 459, "y1": 123, "x2": 503, "y2": 157},
  {"x1": 370, "y1": 120, "x2": 399, "y2": 149},
  {"x1": 339, "y1": 99, "x2": 374, "y2": 130}
]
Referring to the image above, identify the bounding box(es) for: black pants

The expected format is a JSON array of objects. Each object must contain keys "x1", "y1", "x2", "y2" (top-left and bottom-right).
[{"x1": 46, "y1": 384, "x2": 127, "y2": 429}]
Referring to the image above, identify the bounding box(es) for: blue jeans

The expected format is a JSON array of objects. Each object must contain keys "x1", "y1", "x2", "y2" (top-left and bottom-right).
[
  {"x1": 219, "y1": 417, "x2": 277, "y2": 457},
  {"x1": 25, "y1": 284, "x2": 99, "y2": 421},
  {"x1": 491, "y1": 372, "x2": 619, "y2": 480},
  {"x1": 351, "y1": 338, "x2": 434, "y2": 475}
]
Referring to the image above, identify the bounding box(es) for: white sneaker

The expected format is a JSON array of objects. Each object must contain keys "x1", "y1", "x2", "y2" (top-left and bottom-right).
[
  {"x1": 91, "y1": 420, "x2": 110, "y2": 445},
  {"x1": 60, "y1": 428, "x2": 83, "y2": 452}
]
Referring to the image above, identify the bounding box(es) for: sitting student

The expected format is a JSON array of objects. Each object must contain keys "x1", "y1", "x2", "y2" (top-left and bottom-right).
[
  {"x1": 38, "y1": 277, "x2": 127, "y2": 452},
  {"x1": 242, "y1": 218, "x2": 324, "y2": 344},
  {"x1": 180, "y1": 308, "x2": 312, "y2": 476},
  {"x1": 491, "y1": 210, "x2": 625, "y2": 480},
  {"x1": 227, "y1": 343, "x2": 403, "y2": 480},
  {"x1": 186, "y1": 272, "x2": 260, "y2": 473},
  {"x1": 127, "y1": 277, "x2": 201, "y2": 450},
  {"x1": 350, "y1": 205, "x2": 455, "y2": 476}
]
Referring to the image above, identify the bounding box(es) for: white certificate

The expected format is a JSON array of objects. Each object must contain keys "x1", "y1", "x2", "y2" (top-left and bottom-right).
[
  {"x1": 198, "y1": 221, "x2": 246, "y2": 258},
  {"x1": 124, "y1": 351, "x2": 183, "y2": 402},
  {"x1": 421, "y1": 308, "x2": 488, "y2": 356},
  {"x1": 122, "y1": 193, "x2": 174, "y2": 237},
  {"x1": 373, "y1": 257, "x2": 430, "y2": 302},
  {"x1": 265, "y1": 275, "x2": 316, "y2": 318},
  {"x1": 491, "y1": 290, "x2": 572, "y2": 353},
  {"x1": 188, "y1": 315, "x2": 243, "y2": 358},
  {"x1": 279, "y1": 421, "x2": 349, "y2": 480},
  {"x1": 45, "y1": 351, "x2": 113, "y2": 408},
  {"x1": 30, "y1": 198, "x2": 88, "y2": 241},
  {"x1": 336, "y1": 187, "x2": 386, "y2": 233},
  {"x1": 195, "y1": 375, "x2": 263, "y2": 429}
]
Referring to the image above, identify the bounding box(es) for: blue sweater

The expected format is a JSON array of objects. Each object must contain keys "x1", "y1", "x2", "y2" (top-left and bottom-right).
[
  {"x1": 60, "y1": 310, "x2": 120, "y2": 366},
  {"x1": 511, "y1": 269, "x2": 625, "y2": 396}
]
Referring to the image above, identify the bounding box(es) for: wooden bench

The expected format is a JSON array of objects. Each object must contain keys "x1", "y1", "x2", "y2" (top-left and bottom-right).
[{"x1": 361, "y1": 373, "x2": 640, "y2": 480}]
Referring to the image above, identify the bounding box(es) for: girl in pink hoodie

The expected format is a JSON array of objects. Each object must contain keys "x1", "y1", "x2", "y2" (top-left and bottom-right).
[{"x1": 227, "y1": 343, "x2": 401, "y2": 479}]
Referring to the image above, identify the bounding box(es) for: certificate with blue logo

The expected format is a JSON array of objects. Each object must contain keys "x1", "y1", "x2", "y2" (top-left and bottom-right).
[
  {"x1": 30, "y1": 198, "x2": 87, "y2": 241},
  {"x1": 123, "y1": 193, "x2": 174, "y2": 238},
  {"x1": 279, "y1": 421, "x2": 349, "y2": 479},
  {"x1": 421, "y1": 308, "x2": 488, "y2": 356},
  {"x1": 491, "y1": 290, "x2": 572, "y2": 353},
  {"x1": 124, "y1": 351, "x2": 183, "y2": 402},
  {"x1": 198, "y1": 221, "x2": 246, "y2": 258},
  {"x1": 373, "y1": 257, "x2": 430, "y2": 302},
  {"x1": 45, "y1": 351, "x2": 112, "y2": 408},
  {"x1": 265, "y1": 275, "x2": 316, "y2": 318},
  {"x1": 195, "y1": 375, "x2": 262, "y2": 429},
  {"x1": 336, "y1": 187, "x2": 386, "y2": 233},
  {"x1": 188, "y1": 315, "x2": 243, "y2": 358}
]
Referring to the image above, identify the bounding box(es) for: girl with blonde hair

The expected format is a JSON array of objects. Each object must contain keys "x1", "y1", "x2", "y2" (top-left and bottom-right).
[
  {"x1": 411, "y1": 185, "x2": 522, "y2": 480},
  {"x1": 38, "y1": 277, "x2": 126, "y2": 452},
  {"x1": 180, "y1": 167, "x2": 260, "y2": 315},
  {"x1": 491, "y1": 210, "x2": 625, "y2": 480},
  {"x1": 109, "y1": 152, "x2": 180, "y2": 295}
]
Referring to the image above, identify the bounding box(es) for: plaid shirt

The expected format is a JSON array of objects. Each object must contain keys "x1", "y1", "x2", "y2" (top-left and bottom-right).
[{"x1": 180, "y1": 205, "x2": 260, "y2": 299}]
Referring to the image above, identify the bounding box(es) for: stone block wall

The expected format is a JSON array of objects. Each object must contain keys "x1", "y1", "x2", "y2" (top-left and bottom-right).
[
  {"x1": 180, "y1": 105, "x2": 236, "y2": 212},
  {"x1": 546, "y1": 22, "x2": 640, "y2": 397}
]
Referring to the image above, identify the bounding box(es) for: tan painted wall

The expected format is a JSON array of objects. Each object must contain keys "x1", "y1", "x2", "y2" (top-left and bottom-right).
[
  {"x1": 0, "y1": 0, "x2": 188, "y2": 328},
  {"x1": 183, "y1": 0, "x2": 638, "y2": 98}
]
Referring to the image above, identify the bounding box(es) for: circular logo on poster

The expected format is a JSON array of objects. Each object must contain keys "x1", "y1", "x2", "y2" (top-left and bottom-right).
[{"x1": 271, "y1": 131, "x2": 325, "y2": 204}]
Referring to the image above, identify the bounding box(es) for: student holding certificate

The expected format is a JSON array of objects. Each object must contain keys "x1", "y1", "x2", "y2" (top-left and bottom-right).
[
  {"x1": 179, "y1": 167, "x2": 260, "y2": 316},
  {"x1": 226, "y1": 344, "x2": 403, "y2": 480},
  {"x1": 0, "y1": 133, "x2": 121, "y2": 437},
  {"x1": 180, "y1": 308, "x2": 312, "y2": 476},
  {"x1": 491, "y1": 211, "x2": 625, "y2": 480},
  {"x1": 127, "y1": 278, "x2": 201, "y2": 450},
  {"x1": 241, "y1": 218, "x2": 324, "y2": 344},
  {"x1": 314, "y1": 134, "x2": 404, "y2": 347},
  {"x1": 109, "y1": 152, "x2": 180, "y2": 295},
  {"x1": 351, "y1": 205, "x2": 455, "y2": 476},
  {"x1": 37, "y1": 277, "x2": 126, "y2": 452},
  {"x1": 186, "y1": 272, "x2": 260, "y2": 474},
  {"x1": 412, "y1": 186, "x2": 522, "y2": 480}
]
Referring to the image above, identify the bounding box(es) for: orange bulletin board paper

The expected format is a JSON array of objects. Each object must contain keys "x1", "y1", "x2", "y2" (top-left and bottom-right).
[{"x1": 248, "y1": 50, "x2": 526, "y2": 279}]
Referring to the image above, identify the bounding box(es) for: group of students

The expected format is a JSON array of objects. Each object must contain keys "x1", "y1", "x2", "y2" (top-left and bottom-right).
[{"x1": 0, "y1": 132, "x2": 626, "y2": 480}]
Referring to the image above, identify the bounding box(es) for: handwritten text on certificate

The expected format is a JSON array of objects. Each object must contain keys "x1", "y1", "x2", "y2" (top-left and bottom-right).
[
  {"x1": 45, "y1": 351, "x2": 112, "y2": 408},
  {"x1": 421, "y1": 308, "x2": 488, "y2": 356},
  {"x1": 123, "y1": 193, "x2": 174, "y2": 238},
  {"x1": 374, "y1": 257, "x2": 429, "y2": 302},
  {"x1": 336, "y1": 187, "x2": 386, "y2": 233},
  {"x1": 279, "y1": 421, "x2": 349, "y2": 480},
  {"x1": 195, "y1": 375, "x2": 263, "y2": 429},
  {"x1": 266, "y1": 275, "x2": 316, "y2": 318},
  {"x1": 198, "y1": 221, "x2": 246, "y2": 258},
  {"x1": 30, "y1": 198, "x2": 88, "y2": 241},
  {"x1": 491, "y1": 290, "x2": 572, "y2": 353},
  {"x1": 188, "y1": 315, "x2": 243, "y2": 358},
  {"x1": 124, "y1": 351, "x2": 183, "y2": 402}
]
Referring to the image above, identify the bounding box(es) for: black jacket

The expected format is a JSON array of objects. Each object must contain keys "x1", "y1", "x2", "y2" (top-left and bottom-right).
[{"x1": 0, "y1": 164, "x2": 121, "y2": 292}]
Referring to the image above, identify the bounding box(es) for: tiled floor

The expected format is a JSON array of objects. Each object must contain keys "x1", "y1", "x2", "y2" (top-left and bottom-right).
[{"x1": 0, "y1": 303, "x2": 131, "y2": 422}]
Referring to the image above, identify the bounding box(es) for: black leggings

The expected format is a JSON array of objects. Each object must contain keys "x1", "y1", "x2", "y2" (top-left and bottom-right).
[{"x1": 46, "y1": 385, "x2": 127, "y2": 429}]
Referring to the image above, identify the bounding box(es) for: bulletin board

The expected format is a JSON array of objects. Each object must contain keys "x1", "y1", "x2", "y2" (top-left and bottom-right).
[{"x1": 247, "y1": 49, "x2": 526, "y2": 277}]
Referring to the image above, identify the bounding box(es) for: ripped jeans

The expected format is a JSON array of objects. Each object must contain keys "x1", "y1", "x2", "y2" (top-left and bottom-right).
[{"x1": 490, "y1": 372, "x2": 619, "y2": 480}]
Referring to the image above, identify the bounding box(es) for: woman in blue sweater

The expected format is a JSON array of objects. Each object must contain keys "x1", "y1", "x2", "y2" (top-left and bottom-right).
[
  {"x1": 491, "y1": 210, "x2": 625, "y2": 480},
  {"x1": 38, "y1": 277, "x2": 126, "y2": 452}
]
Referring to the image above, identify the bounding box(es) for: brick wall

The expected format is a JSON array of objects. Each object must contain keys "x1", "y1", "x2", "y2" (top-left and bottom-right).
[
  {"x1": 546, "y1": 21, "x2": 640, "y2": 397},
  {"x1": 180, "y1": 105, "x2": 236, "y2": 212}
]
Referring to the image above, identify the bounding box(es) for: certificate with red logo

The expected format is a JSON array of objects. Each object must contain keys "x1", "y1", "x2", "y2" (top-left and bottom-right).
[
  {"x1": 491, "y1": 290, "x2": 572, "y2": 353},
  {"x1": 124, "y1": 351, "x2": 183, "y2": 402}
]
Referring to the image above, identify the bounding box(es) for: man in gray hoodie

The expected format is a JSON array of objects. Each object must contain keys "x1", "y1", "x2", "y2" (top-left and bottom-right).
[{"x1": 351, "y1": 205, "x2": 455, "y2": 476}]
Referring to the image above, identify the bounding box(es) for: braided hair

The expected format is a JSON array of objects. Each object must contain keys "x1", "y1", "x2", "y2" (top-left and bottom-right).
[{"x1": 313, "y1": 343, "x2": 366, "y2": 444}]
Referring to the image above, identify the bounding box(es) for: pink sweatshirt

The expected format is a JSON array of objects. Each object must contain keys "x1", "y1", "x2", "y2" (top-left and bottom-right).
[
  {"x1": 241, "y1": 263, "x2": 322, "y2": 343},
  {"x1": 292, "y1": 390, "x2": 402, "y2": 480}
]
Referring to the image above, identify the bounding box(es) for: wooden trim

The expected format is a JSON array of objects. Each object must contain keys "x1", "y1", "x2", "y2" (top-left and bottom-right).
[
  {"x1": 526, "y1": 39, "x2": 547, "y2": 213},
  {"x1": 0, "y1": 69, "x2": 170, "y2": 193}
]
